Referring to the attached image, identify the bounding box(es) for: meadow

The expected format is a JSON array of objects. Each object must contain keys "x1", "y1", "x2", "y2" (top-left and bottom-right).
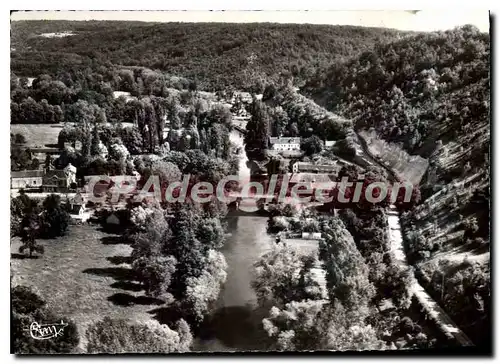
[{"x1": 11, "y1": 225, "x2": 164, "y2": 352}]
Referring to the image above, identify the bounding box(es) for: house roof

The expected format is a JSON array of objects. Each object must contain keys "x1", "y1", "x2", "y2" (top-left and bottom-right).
[
  {"x1": 69, "y1": 204, "x2": 84, "y2": 214},
  {"x1": 11, "y1": 170, "x2": 44, "y2": 179},
  {"x1": 325, "y1": 140, "x2": 337, "y2": 147},
  {"x1": 289, "y1": 173, "x2": 333, "y2": 184},
  {"x1": 247, "y1": 159, "x2": 269, "y2": 173},
  {"x1": 269, "y1": 137, "x2": 301, "y2": 145},
  {"x1": 293, "y1": 162, "x2": 339, "y2": 173},
  {"x1": 44, "y1": 170, "x2": 67, "y2": 179}
]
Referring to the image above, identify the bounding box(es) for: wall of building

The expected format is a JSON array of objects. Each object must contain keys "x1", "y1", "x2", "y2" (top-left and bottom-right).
[{"x1": 11, "y1": 177, "x2": 43, "y2": 189}]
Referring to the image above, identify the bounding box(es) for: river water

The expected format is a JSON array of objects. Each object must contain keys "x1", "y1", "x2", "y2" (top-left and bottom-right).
[{"x1": 193, "y1": 130, "x2": 273, "y2": 352}]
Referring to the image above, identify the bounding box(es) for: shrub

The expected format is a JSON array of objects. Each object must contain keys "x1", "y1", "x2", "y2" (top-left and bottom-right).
[
  {"x1": 85, "y1": 317, "x2": 192, "y2": 353},
  {"x1": 11, "y1": 285, "x2": 79, "y2": 354}
]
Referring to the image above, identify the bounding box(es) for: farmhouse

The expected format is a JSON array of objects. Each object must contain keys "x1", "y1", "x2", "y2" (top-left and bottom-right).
[
  {"x1": 10, "y1": 163, "x2": 77, "y2": 191},
  {"x1": 269, "y1": 137, "x2": 301, "y2": 152},
  {"x1": 10, "y1": 170, "x2": 44, "y2": 189},
  {"x1": 290, "y1": 161, "x2": 340, "y2": 175},
  {"x1": 42, "y1": 163, "x2": 77, "y2": 192},
  {"x1": 67, "y1": 196, "x2": 91, "y2": 223}
]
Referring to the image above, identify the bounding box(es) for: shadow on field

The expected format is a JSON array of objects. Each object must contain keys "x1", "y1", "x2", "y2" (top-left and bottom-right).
[
  {"x1": 110, "y1": 281, "x2": 145, "y2": 292},
  {"x1": 11, "y1": 253, "x2": 41, "y2": 260},
  {"x1": 101, "y1": 236, "x2": 128, "y2": 245},
  {"x1": 106, "y1": 255, "x2": 133, "y2": 265},
  {"x1": 148, "y1": 305, "x2": 181, "y2": 327},
  {"x1": 82, "y1": 267, "x2": 138, "y2": 281},
  {"x1": 107, "y1": 293, "x2": 164, "y2": 307}
]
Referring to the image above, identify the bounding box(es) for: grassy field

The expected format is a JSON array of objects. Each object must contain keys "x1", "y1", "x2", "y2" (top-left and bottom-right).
[
  {"x1": 11, "y1": 225, "x2": 164, "y2": 353},
  {"x1": 11, "y1": 123, "x2": 136, "y2": 148},
  {"x1": 11, "y1": 124, "x2": 62, "y2": 147}
]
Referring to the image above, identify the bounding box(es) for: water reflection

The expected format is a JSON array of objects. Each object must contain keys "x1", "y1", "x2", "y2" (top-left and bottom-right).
[{"x1": 194, "y1": 130, "x2": 273, "y2": 352}]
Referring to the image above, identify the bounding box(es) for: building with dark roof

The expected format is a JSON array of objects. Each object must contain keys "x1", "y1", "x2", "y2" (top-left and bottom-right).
[
  {"x1": 10, "y1": 170, "x2": 44, "y2": 189},
  {"x1": 291, "y1": 161, "x2": 340, "y2": 175},
  {"x1": 10, "y1": 163, "x2": 77, "y2": 192}
]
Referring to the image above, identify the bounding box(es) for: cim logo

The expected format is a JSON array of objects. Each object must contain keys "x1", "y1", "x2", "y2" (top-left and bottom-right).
[{"x1": 29, "y1": 320, "x2": 68, "y2": 340}]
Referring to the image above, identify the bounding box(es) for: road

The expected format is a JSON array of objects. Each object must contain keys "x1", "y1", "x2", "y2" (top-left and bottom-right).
[{"x1": 386, "y1": 206, "x2": 474, "y2": 346}]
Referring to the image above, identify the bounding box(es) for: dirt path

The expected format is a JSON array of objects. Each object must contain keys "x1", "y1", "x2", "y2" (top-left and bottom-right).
[{"x1": 387, "y1": 206, "x2": 474, "y2": 346}]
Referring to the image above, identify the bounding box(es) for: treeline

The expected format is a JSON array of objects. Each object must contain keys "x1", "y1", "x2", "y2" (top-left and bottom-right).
[
  {"x1": 254, "y1": 208, "x2": 436, "y2": 350},
  {"x1": 10, "y1": 67, "x2": 195, "y2": 125},
  {"x1": 305, "y1": 25, "x2": 489, "y2": 179},
  {"x1": 263, "y1": 85, "x2": 352, "y2": 140},
  {"x1": 11, "y1": 21, "x2": 402, "y2": 91}
]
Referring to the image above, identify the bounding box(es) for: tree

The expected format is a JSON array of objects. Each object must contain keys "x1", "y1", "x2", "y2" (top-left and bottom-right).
[
  {"x1": 162, "y1": 151, "x2": 191, "y2": 172},
  {"x1": 245, "y1": 100, "x2": 270, "y2": 160},
  {"x1": 12, "y1": 285, "x2": 79, "y2": 354},
  {"x1": 300, "y1": 135, "x2": 323, "y2": 156},
  {"x1": 132, "y1": 256, "x2": 177, "y2": 300},
  {"x1": 85, "y1": 317, "x2": 192, "y2": 353},
  {"x1": 119, "y1": 126, "x2": 143, "y2": 155},
  {"x1": 11, "y1": 143, "x2": 32, "y2": 171},
  {"x1": 183, "y1": 249, "x2": 227, "y2": 324},
  {"x1": 30, "y1": 158, "x2": 40, "y2": 170},
  {"x1": 90, "y1": 126, "x2": 101, "y2": 156},
  {"x1": 252, "y1": 243, "x2": 323, "y2": 307},
  {"x1": 262, "y1": 299, "x2": 386, "y2": 351},
  {"x1": 14, "y1": 133, "x2": 26, "y2": 144},
  {"x1": 319, "y1": 218, "x2": 375, "y2": 312},
  {"x1": 39, "y1": 194, "x2": 71, "y2": 238},
  {"x1": 109, "y1": 142, "x2": 130, "y2": 162},
  {"x1": 44, "y1": 154, "x2": 53, "y2": 170},
  {"x1": 150, "y1": 160, "x2": 182, "y2": 186},
  {"x1": 19, "y1": 215, "x2": 44, "y2": 258}
]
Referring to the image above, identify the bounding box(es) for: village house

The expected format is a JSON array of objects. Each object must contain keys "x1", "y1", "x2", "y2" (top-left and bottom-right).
[
  {"x1": 42, "y1": 163, "x2": 77, "y2": 192},
  {"x1": 325, "y1": 140, "x2": 336, "y2": 149},
  {"x1": 10, "y1": 163, "x2": 77, "y2": 192},
  {"x1": 10, "y1": 170, "x2": 44, "y2": 189},
  {"x1": 65, "y1": 191, "x2": 91, "y2": 223},
  {"x1": 30, "y1": 147, "x2": 61, "y2": 163},
  {"x1": 247, "y1": 160, "x2": 269, "y2": 177},
  {"x1": 233, "y1": 91, "x2": 253, "y2": 104},
  {"x1": 269, "y1": 137, "x2": 301, "y2": 152},
  {"x1": 288, "y1": 173, "x2": 334, "y2": 189},
  {"x1": 290, "y1": 161, "x2": 340, "y2": 175}
]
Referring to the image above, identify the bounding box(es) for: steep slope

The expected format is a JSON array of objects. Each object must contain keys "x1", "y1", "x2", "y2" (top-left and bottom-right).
[{"x1": 303, "y1": 25, "x2": 490, "y2": 346}]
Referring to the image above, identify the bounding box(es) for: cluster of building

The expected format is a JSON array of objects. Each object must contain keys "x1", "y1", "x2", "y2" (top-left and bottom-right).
[
  {"x1": 10, "y1": 163, "x2": 95, "y2": 223},
  {"x1": 10, "y1": 163, "x2": 77, "y2": 192}
]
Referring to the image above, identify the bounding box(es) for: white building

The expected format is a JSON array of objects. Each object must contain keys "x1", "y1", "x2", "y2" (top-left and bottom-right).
[
  {"x1": 269, "y1": 137, "x2": 301, "y2": 152},
  {"x1": 291, "y1": 161, "x2": 339, "y2": 174}
]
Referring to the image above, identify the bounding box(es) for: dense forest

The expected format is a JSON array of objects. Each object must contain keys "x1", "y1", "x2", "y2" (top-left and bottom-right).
[
  {"x1": 303, "y1": 24, "x2": 491, "y2": 346},
  {"x1": 11, "y1": 21, "x2": 403, "y2": 91}
]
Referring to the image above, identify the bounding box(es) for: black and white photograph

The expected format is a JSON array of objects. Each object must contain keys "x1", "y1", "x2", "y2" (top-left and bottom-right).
[{"x1": 8, "y1": 9, "x2": 491, "y2": 355}]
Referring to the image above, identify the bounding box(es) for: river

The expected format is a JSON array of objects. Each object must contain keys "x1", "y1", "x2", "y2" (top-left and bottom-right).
[{"x1": 193, "y1": 130, "x2": 273, "y2": 352}]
